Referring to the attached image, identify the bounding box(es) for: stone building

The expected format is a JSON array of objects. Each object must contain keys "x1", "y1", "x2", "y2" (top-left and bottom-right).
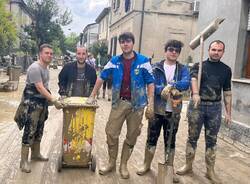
[
  {"x1": 95, "y1": 7, "x2": 111, "y2": 44},
  {"x1": 108, "y1": 0, "x2": 198, "y2": 63},
  {"x1": 7, "y1": 0, "x2": 33, "y2": 49},
  {"x1": 82, "y1": 23, "x2": 99, "y2": 49}
]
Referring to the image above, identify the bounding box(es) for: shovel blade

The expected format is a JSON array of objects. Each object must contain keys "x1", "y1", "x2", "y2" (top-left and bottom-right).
[{"x1": 157, "y1": 163, "x2": 173, "y2": 184}]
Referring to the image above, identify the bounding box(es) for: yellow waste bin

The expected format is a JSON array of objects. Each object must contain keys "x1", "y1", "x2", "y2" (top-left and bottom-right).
[{"x1": 58, "y1": 97, "x2": 98, "y2": 172}]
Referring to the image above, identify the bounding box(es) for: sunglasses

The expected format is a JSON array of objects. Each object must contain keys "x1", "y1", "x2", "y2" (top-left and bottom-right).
[
  {"x1": 167, "y1": 47, "x2": 181, "y2": 53},
  {"x1": 120, "y1": 39, "x2": 132, "y2": 44}
]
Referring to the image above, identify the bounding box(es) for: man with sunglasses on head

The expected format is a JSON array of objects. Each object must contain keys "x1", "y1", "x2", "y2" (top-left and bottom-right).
[
  {"x1": 87, "y1": 32, "x2": 155, "y2": 179},
  {"x1": 137, "y1": 40, "x2": 190, "y2": 183},
  {"x1": 177, "y1": 40, "x2": 232, "y2": 184}
]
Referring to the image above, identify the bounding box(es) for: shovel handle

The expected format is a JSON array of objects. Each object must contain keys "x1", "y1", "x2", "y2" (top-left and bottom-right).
[{"x1": 197, "y1": 35, "x2": 204, "y2": 92}]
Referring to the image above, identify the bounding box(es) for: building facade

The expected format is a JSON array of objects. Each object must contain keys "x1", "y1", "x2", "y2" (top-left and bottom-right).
[
  {"x1": 95, "y1": 7, "x2": 111, "y2": 43},
  {"x1": 108, "y1": 0, "x2": 198, "y2": 63},
  {"x1": 197, "y1": 0, "x2": 250, "y2": 150},
  {"x1": 82, "y1": 23, "x2": 99, "y2": 49},
  {"x1": 7, "y1": 0, "x2": 33, "y2": 49}
]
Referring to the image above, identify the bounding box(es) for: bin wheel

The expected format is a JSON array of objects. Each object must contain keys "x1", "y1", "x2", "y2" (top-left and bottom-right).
[{"x1": 90, "y1": 155, "x2": 96, "y2": 172}]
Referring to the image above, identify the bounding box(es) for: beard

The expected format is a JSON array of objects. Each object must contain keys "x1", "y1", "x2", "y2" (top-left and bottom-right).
[{"x1": 77, "y1": 59, "x2": 85, "y2": 65}]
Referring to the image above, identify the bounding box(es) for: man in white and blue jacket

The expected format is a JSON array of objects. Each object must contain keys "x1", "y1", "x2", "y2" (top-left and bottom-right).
[
  {"x1": 87, "y1": 32, "x2": 155, "y2": 179},
  {"x1": 137, "y1": 40, "x2": 190, "y2": 183}
]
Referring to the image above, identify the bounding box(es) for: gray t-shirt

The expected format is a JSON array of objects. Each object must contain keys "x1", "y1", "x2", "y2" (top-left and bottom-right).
[{"x1": 26, "y1": 61, "x2": 49, "y2": 89}]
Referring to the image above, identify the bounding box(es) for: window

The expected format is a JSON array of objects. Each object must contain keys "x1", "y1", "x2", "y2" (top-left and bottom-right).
[
  {"x1": 125, "y1": 0, "x2": 131, "y2": 12},
  {"x1": 110, "y1": 36, "x2": 117, "y2": 56},
  {"x1": 112, "y1": 0, "x2": 120, "y2": 11}
]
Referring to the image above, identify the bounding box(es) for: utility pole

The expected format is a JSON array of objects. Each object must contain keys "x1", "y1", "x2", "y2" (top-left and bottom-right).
[{"x1": 138, "y1": 0, "x2": 145, "y2": 53}]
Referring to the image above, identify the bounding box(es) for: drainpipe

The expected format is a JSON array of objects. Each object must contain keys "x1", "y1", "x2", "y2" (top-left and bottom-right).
[{"x1": 138, "y1": 0, "x2": 146, "y2": 53}]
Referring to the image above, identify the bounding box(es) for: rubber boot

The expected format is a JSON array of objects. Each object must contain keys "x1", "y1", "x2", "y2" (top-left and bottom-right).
[
  {"x1": 99, "y1": 144, "x2": 118, "y2": 175},
  {"x1": 176, "y1": 142, "x2": 195, "y2": 175},
  {"x1": 103, "y1": 89, "x2": 106, "y2": 99},
  {"x1": 31, "y1": 142, "x2": 49, "y2": 161},
  {"x1": 20, "y1": 144, "x2": 31, "y2": 173},
  {"x1": 107, "y1": 89, "x2": 111, "y2": 101},
  {"x1": 205, "y1": 148, "x2": 222, "y2": 184},
  {"x1": 136, "y1": 146, "x2": 155, "y2": 175},
  {"x1": 119, "y1": 142, "x2": 133, "y2": 179},
  {"x1": 165, "y1": 149, "x2": 179, "y2": 183}
]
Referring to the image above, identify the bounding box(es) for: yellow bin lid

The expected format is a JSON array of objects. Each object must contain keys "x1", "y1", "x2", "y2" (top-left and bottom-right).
[{"x1": 61, "y1": 97, "x2": 98, "y2": 108}]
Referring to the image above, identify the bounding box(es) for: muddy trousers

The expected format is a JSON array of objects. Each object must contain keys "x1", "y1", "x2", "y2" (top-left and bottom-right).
[
  {"x1": 22, "y1": 102, "x2": 48, "y2": 146},
  {"x1": 146, "y1": 113, "x2": 180, "y2": 157},
  {"x1": 183, "y1": 101, "x2": 222, "y2": 183},
  {"x1": 104, "y1": 100, "x2": 144, "y2": 178},
  {"x1": 187, "y1": 101, "x2": 222, "y2": 152}
]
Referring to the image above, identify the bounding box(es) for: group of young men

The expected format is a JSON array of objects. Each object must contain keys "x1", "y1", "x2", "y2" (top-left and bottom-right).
[{"x1": 15, "y1": 31, "x2": 232, "y2": 184}]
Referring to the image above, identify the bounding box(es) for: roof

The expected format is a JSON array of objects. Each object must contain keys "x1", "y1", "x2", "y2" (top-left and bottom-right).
[
  {"x1": 95, "y1": 7, "x2": 111, "y2": 23},
  {"x1": 82, "y1": 23, "x2": 98, "y2": 33}
]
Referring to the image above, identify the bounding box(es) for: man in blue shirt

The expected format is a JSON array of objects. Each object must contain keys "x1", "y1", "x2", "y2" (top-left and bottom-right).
[{"x1": 87, "y1": 32, "x2": 154, "y2": 179}]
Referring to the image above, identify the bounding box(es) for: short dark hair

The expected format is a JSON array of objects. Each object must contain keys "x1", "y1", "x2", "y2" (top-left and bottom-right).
[
  {"x1": 164, "y1": 40, "x2": 184, "y2": 52},
  {"x1": 118, "y1": 32, "x2": 135, "y2": 44},
  {"x1": 39, "y1": 44, "x2": 52, "y2": 52},
  {"x1": 208, "y1": 40, "x2": 225, "y2": 50}
]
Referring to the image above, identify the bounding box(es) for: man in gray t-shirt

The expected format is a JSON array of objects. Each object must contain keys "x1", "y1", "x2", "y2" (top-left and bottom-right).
[
  {"x1": 15, "y1": 44, "x2": 63, "y2": 173},
  {"x1": 26, "y1": 62, "x2": 50, "y2": 98}
]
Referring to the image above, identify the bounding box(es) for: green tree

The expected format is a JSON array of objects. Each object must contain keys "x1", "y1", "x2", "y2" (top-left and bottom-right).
[
  {"x1": 24, "y1": 0, "x2": 72, "y2": 54},
  {"x1": 90, "y1": 41, "x2": 109, "y2": 67},
  {"x1": 0, "y1": 0, "x2": 17, "y2": 57},
  {"x1": 64, "y1": 33, "x2": 79, "y2": 52}
]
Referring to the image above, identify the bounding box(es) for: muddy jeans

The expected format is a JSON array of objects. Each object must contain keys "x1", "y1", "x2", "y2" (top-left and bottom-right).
[
  {"x1": 105, "y1": 99, "x2": 144, "y2": 148},
  {"x1": 187, "y1": 100, "x2": 222, "y2": 150},
  {"x1": 22, "y1": 101, "x2": 48, "y2": 146},
  {"x1": 146, "y1": 112, "x2": 180, "y2": 151}
]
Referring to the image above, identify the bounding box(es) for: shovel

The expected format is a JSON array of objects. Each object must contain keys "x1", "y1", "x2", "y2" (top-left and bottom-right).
[{"x1": 157, "y1": 117, "x2": 175, "y2": 184}]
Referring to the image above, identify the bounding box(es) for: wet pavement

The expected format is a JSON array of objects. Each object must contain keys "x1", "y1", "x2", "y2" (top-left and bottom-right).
[{"x1": 0, "y1": 69, "x2": 249, "y2": 184}]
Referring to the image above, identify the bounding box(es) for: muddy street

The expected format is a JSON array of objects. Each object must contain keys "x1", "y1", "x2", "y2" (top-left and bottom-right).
[{"x1": 0, "y1": 69, "x2": 249, "y2": 184}]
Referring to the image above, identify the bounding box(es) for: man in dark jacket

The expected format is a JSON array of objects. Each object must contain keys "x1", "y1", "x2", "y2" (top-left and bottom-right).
[
  {"x1": 136, "y1": 40, "x2": 190, "y2": 183},
  {"x1": 58, "y1": 46, "x2": 97, "y2": 97}
]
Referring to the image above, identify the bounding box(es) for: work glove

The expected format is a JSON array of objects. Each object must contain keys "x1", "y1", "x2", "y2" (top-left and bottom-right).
[
  {"x1": 145, "y1": 96, "x2": 154, "y2": 120},
  {"x1": 161, "y1": 84, "x2": 172, "y2": 101},
  {"x1": 192, "y1": 93, "x2": 200, "y2": 108},
  {"x1": 59, "y1": 95, "x2": 67, "y2": 100},
  {"x1": 51, "y1": 97, "x2": 64, "y2": 109},
  {"x1": 170, "y1": 88, "x2": 182, "y2": 108},
  {"x1": 85, "y1": 96, "x2": 98, "y2": 106}
]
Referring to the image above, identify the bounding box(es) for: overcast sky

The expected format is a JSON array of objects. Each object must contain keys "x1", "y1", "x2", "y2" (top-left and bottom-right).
[{"x1": 59, "y1": 0, "x2": 109, "y2": 36}]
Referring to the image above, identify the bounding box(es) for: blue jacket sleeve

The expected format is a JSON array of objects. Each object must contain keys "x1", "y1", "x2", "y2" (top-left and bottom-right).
[
  {"x1": 100, "y1": 61, "x2": 113, "y2": 81},
  {"x1": 142, "y1": 62, "x2": 155, "y2": 85},
  {"x1": 172, "y1": 66, "x2": 190, "y2": 91}
]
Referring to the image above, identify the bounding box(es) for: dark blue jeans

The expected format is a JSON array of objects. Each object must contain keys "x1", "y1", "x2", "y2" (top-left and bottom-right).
[
  {"x1": 146, "y1": 112, "x2": 180, "y2": 150},
  {"x1": 187, "y1": 100, "x2": 222, "y2": 150}
]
